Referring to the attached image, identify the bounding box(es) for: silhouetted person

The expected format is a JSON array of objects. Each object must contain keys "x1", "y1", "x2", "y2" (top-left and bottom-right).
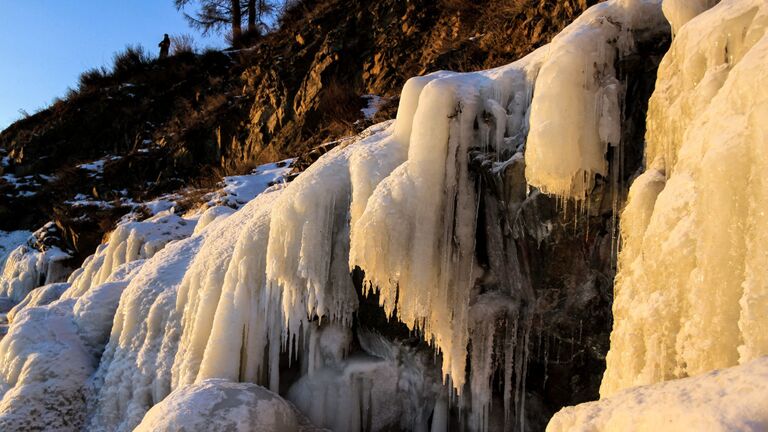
[{"x1": 158, "y1": 34, "x2": 171, "y2": 59}]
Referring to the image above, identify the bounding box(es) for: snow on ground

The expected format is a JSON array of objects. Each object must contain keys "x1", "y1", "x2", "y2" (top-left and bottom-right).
[
  {"x1": 1, "y1": 173, "x2": 52, "y2": 198},
  {"x1": 77, "y1": 155, "x2": 122, "y2": 177},
  {"x1": 211, "y1": 158, "x2": 294, "y2": 207},
  {"x1": 64, "y1": 193, "x2": 116, "y2": 209},
  {"x1": 548, "y1": 357, "x2": 768, "y2": 432},
  {"x1": 361, "y1": 95, "x2": 386, "y2": 120}
]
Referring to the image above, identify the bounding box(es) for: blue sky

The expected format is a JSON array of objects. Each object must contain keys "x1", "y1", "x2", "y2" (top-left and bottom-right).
[{"x1": 0, "y1": 1, "x2": 224, "y2": 130}]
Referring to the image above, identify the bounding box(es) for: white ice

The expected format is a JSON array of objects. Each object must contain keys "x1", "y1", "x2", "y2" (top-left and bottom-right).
[
  {"x1": 601, "y1": 0, "x2": 768, "y2": 396},
  {"x1": 524, "y1": 0, "x2": 667, "y2": 199},
  {"x1": 135, "y1": 379, "x2": 318, "y2": 432}
]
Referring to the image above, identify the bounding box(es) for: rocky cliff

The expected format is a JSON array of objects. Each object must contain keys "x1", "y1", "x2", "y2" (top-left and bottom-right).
[{"x1": 1, "y1": 0, "x2": 600, "y2": 263}]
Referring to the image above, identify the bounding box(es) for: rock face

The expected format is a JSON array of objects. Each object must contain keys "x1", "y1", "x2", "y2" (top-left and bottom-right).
[
  {"x1": 463, "y1": 28, "x2": 669, "y2": 429},
  {"x1": 1, "y1": 0, "x2": 601, "y2": 265},
  {"x1": 242, "y1": 0, "x2": 604, "y2": 160}
]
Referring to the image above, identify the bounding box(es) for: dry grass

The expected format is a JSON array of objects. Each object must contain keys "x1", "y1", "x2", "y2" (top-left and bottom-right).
[{"x1": 171, "y1": 34, "x2": 197, "y2": 55}]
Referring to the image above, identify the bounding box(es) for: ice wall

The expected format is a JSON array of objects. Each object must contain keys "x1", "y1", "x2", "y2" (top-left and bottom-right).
[
  {"x1": 6, "y1": 282, "x2": 70, "y2": 322},
  {"x1": 0, "y1": 1, "x2": 711, "y2": 430},
  {"x1": 350, "y1": 62, "x2": 541, "y2": 400},
  {"x1": 525, "y1": 0, "x2": 667, "y2": 199},
  {"x1": 349, "y1": 2, "x2": 669, "y2": 430},
  {"x1": 662, "y1": 0, "x2": 721, "y2": 36},
  {"x1": 87, "y1": 196, "x2": 276, "y2": 431},
  {"x1": 63, "y1": 213, "x2": 194, "y2": 299},
  {"x1": 173, "y1": 195, "x2": 279, "y2": 389},
  {"x1": 0, "y1": 243, "x2": 70, "y2": 303},
  {"x1": 0, "y1": 260, "x2": 143, "y2": 430},
  {"x1": 601, "y1": 0, "x2": 768, "y2": 397}
]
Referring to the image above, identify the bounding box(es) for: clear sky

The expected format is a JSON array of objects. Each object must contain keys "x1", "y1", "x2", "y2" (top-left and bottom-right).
[{"x1": 0, "y1": 1, "x2": 224, "y2": 131}]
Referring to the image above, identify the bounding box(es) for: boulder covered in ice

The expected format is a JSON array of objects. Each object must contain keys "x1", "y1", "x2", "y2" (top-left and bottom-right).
[{"x1": 134, "y1": 379, "x2": 320, "y2": 432}]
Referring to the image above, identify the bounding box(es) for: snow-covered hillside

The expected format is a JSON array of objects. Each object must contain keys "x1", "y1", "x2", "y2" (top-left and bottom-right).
[{"x1": 0, "y1": 0, "x2": 765, "y2": 431}]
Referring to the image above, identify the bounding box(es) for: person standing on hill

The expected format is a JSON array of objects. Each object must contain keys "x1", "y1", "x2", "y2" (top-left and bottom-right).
[{"x1": 158, "y1": 34, "x2": 171, "y2": 59}]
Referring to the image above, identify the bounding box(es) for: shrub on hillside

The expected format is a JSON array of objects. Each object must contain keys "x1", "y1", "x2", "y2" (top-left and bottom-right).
[
  {"x1": 171, "y1": 34, "x2": 197, "y2": 56},
  {"x1": 321, "y1": 79, "x2": 361, "y2": 122},
  {"x1": 77, "y1": 66, "x2": 110, "y2": 91},
  {"x1": 112, "y1": 45, "x2": 151, "y2": 77}
]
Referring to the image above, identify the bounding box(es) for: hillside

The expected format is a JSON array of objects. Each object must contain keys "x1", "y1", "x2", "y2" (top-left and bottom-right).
[
  {"x1": 1, "y1": 0, "x2": 599, "y2": 263},
  {"x1": 2, "y1": 0, "x2": 765, "y2": 431}
]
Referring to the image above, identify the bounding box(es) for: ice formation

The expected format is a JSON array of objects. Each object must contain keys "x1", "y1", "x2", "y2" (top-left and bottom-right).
[
  {"x1": 6, "y1": 282, "x2": 70, "y2": 322},
  {"x1": 0, "y1": 259, "x2": 143, "y2": 430},
  {"x1": 87, "y1": 231, "x2": 204, "y2": 431},
  {"x1": 0, "y1": 230, "x2": 30, "y2": 268},
  {"x1": 286, "y1": 327, "x2": 444, "y2": 432},
  {"x1": 601, "y1": 0, "x2": 768, "y2": 396},
  {"x1": 662, "y1": 0, "x2": 721, "y2": 36},
  {"x1": 351, "y1": 55, "x2": 542, "y2": 396},
  {"x1": 63, "y1": 213, "x2": 194, "y2": 299},
  {"x1": 0, "y1": 242, "x2": 70, "y2": 303},
  {"x1": 135, "y1": 379, "x2": 317, "y2": 432},
  {"x1": 524, "y1": 0, "x2": 667, "y2": 199},
  {"x1": 351, "y1": 2, "x2": 666, "y2": 430},
  {"x1": 1, "y1": 0, "x2": 764, "y2": 430},
  {"x1": 548, "y1": 357, "x2": 768, "y2": 432}
]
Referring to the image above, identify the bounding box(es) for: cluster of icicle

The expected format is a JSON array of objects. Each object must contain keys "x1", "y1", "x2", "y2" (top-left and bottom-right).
[
  {"x1": 549, "y1": 0, "x2": 768, "y2": 430},
  {"x1": 0, "y1": 0, "x2": 675, "y2": 431}
]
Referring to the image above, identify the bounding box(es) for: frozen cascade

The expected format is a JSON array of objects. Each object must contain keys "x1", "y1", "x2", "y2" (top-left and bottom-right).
[
  {"x1": 63, "y1": 213, "x2": 194, "y2": 299},
  {"x1": 351, "y1": 1, "x2": 667, "y2": 430},
  {"x1": 0, "y1": 0, "x2": 705, "y2": 430},
  {"x1": 6, "y1": 282, "x2": 70, "y2": 322},
  {"x1": 0, "y1": 259, "x2": 144, "y2": 430},
  {"x1": 194, "y1": 199, "x2": 279, "y2": 388},
  {"x1": 525, "y1": 0, "x2": 667, "y2": 199},
  {"x1": 350, "y1": 61, "x2": 542, "y2": 397},
  {"x1": 662, "y1": 0, "x2": 721, "y2": 36},
  {"x1": 0, "y1": 242, "x2": 71, "y2": 303},
  {"x1": 601, "y1": 0, "x2": 768, "y2": 396},
  {"x1": 546, "y1": 1, "x2": 768, "y2": 430},
  {"x1": 0, "y1": 210, "x2": 201, "y2": 430},
  {"x1": 88, "y1": 192, "x2": 277, "y2": 431},
  {"x1": 174, "y1": 194, "x2": 281, "y2": 389},
  {"x1": 265, "y1": 139, "x2": 361, "y2": 341}
]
